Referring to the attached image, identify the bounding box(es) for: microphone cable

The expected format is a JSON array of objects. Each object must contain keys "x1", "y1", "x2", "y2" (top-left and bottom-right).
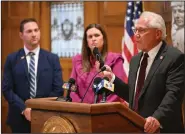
[{"x1": 80, "y1": 66, "x2": 106, "y2": 103}]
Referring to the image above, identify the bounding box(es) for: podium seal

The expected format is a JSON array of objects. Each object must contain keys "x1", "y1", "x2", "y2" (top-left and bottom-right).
[{"x1": 42, "y1": 116, "x2": 76, "y2": 133}]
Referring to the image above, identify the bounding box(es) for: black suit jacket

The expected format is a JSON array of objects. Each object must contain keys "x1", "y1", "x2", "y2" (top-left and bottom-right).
[{"x1": 113, "y1": 41, "x2": 184, "y2": 132}]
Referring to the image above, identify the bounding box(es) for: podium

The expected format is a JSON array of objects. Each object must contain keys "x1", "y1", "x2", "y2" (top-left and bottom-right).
[{"x1": 26, "y1": 97, "x2": 145, "y2": 133}]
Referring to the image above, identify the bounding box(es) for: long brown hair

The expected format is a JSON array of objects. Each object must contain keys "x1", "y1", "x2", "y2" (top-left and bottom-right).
[{"x1": 81, "y1": 23, "x2": 108, "y2": 72}]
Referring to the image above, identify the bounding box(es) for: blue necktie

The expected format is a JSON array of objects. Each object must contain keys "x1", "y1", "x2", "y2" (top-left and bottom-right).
[{"x1": 29, "y1": 52, "x2": 36, "y2": 98}]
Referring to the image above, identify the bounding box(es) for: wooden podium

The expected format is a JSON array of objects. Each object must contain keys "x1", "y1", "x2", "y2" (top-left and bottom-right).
[{"x1": 26, "y1": 97, "x2": 145, "y2": 133}]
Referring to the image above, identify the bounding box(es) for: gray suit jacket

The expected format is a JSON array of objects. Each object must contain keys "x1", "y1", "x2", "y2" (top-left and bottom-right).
[{"x1": 113, "y1": 41, "x2": 184, "y2": 132}]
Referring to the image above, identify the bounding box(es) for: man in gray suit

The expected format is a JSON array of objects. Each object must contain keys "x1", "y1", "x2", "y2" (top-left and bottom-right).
[{"x1": 96, "y1": 11, "x2": 184, "y2": 133}]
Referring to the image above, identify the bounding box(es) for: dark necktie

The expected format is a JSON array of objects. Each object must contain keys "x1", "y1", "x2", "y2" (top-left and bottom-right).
[
  {"x1": 133, "y1": 53, "x2": 149, "y2": 111},
  {"x1": 28, "y1": 52, "x2": 36, "y2": 98}
]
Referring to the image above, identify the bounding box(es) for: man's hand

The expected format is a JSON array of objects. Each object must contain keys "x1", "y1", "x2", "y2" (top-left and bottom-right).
[
  {"x1": 23, "y1": 108, "x2": 31, "y2": 121},
  {"x1": 144, "y1": 116, "x2": 160, "y2": 133},
  {"x1": 102, "y1": 65, "x2": 114, "y2": 80},
  {"x1": 95, "y1": 62, "x2": 114, "y2": 80}
]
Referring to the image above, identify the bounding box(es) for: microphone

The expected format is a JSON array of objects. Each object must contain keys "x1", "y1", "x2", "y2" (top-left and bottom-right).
[
  {"x1": 92, "y1": 77, "x2": 102, "y2": 103},
  {"x1": 56, "y1": 78, "x2": 76, "y2": 102},
  {"x1": 63, "y1": 83, "x2": 77, "y2": 92},
  {"x1": 80, "y1": 66, "x2": 106, "y2": 103},
  {"x1": 93, "y1": 47, "x2": 104, "y2": 68},
  {"x1": 65, "y1": 78, "x2": 76, "y2": 101},
  {"x1": 101, "y1": 77, "x2": 109, "y2": 103},
  {"x1": 96, "y1": 78, "x2": 114, "y2": 93},
  {"x1": 95, "y1": 77, "x2": 115, "y2": 103}
]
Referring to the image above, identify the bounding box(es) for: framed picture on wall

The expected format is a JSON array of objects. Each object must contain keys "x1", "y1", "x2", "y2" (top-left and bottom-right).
[
  {"x1": 51, "y1": 2, "x2": 84, "y2": 57},
  {"x1": 170, "y1": 1, "x2": 184, "y2": 53}
]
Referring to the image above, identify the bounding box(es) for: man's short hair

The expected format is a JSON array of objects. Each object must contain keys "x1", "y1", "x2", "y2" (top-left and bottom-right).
[{"x1": 20, "y1": 18, "x2": 38, "y2": 32}]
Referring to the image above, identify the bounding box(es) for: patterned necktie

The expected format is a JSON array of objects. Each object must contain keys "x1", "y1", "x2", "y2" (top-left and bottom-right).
[
  {"x1": 133, "y1": 53, "x2": 149, "y2": 111},
  {"x1": 28, "y1": 52, "x2": 36, "y2": 98}
]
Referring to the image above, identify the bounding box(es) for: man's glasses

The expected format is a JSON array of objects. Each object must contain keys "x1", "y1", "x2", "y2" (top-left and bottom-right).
[{"x1": 132, "y1": 27, "x2": 149, "y2": 34}]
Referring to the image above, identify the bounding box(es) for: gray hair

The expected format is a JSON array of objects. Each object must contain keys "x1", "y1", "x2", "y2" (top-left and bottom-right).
[{"x1": 139, "y1": 11, "x2": 167, "y2": 40}]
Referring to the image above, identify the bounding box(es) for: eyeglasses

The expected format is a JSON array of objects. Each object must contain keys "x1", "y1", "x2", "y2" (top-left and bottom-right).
[{"x1": 132, "y1": 27, "x2": 149, "y2": 34}]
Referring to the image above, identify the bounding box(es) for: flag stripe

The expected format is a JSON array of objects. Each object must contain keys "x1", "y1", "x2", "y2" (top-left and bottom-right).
[
  {"x1": 122, "y1": 1, "x2": 143, "y2": 83},
  {"x1": 123, "y1": 42, "x2": 132, "y2": 63}
]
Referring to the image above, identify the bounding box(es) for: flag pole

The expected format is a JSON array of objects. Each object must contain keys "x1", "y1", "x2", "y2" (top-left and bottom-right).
[{"x1": 142, "y1": 1, "x2": 145, "y2": 11}]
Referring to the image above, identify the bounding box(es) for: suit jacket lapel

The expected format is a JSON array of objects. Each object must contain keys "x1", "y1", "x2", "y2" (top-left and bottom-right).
[
  {"x1": 37, "y1": 49, "x2": 45, "y2": 83},
  {"x1": 138, "y1": 42, "x2": 167, "y2": 100},
  {"x1": 19, "y1": 49, "x2": 29, "y2": 80},
  {"x1": 130, "y1": 52, "x2": 143, "y2": 108}
]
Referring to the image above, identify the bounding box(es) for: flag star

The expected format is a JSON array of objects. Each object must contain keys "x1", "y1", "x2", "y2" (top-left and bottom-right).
[
  {"x1": 128, "y1": 2, "x2": 132, "y2": 6},
  {"x1": 135, "y1": 6, "x2": 138, "y2": 10},
  {"x1": 127, "y1": 9, "x2": 131, "y2": 14},
  {"x1": 127, "y1": 17, "x2": 130, "y2": 21},
  {"x1": 138, "y1": 11, "x2": 141, "y2": 14},
  {"x1": 136, "y1": 1, "x2": 140, "y2": 4}
]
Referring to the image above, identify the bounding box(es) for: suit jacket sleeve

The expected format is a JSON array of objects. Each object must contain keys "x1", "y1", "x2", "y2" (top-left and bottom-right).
[
  {"x1": 152, "y1": 53, "x2": 184, "y2": 127},
  {"x1": 2, "y1": 55, "x2": 26, "y2": 114},
  {"x1": 49, "y1": 54, "x2": 64, "y2": 97},
  {"x1": 113, "y1": 76, "x2": 129, "y2": 102},
  {"x1": 111, "y1": 56, "x2": 125, "y2": 81},
  {"x1": 106, "y1": 54, "x2": 128, "y2": 102}
]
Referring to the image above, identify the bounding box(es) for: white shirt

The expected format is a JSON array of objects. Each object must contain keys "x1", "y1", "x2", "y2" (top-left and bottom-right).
[
  {"x1": 24, "y1": 45, "x2": 40, "y2": 92},
  {"x1": 134, "y1": 41, "x2": 163, "y2": 99}
]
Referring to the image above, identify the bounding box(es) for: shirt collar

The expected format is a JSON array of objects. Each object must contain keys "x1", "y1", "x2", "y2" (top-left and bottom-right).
[
  {"x1": 24, "y1": 45, "x2": 40, "y2": 56},
  {"x1": 147, "y1": 41, "x2": 162, "y2": 59}
]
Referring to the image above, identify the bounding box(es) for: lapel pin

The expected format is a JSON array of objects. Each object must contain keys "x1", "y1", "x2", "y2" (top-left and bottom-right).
[
  {"x1": 21, "y1": 56, "x2": 25, "y2": 60},
  {"x1": 160, "y1": 56, "x2": 163, "y2": 60}
]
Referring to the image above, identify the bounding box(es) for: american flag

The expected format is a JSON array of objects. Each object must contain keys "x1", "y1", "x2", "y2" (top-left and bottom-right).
[{"x1": 122, "y1": 1, "x2": 143, "y2": 83}]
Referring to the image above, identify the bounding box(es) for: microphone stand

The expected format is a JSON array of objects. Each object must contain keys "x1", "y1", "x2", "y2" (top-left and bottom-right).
[
  {"x1": 65, "y1": 88, "x2": 72, "y2": 102},
  {"x1": 94, "y1": 93, "x2": 98, "y2": 103},
  {"x1": 100, "y1": 91, "x2": 106, "y2": 103},
  {"x1": 56, "y1": 96, "x2": 67, "y2": 101},
  {"x1": 56, "y1": 88, "x2": 72, "y2": 102}
]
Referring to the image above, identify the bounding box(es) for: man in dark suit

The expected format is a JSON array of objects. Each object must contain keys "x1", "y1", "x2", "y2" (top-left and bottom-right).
[
  {"x1": 97, "y1": 11, "x2": 184, "y2": 133},
  {"x1": 2, "y1": 18, "x2": 64, "y2": 133}
]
